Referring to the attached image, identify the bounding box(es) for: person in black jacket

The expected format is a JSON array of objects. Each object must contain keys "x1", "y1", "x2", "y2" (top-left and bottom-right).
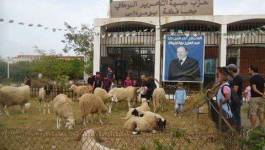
[
  {"x1": 93, "y1": 72, "x2": 103, "y2": 90},
  {"x1": 145, "y1": 76, "x2": 157, "y2": 103},
  {"x1": 168, "y1": 46, "x2": 200, "y2": 81},
  {"x1": 87, "y1": 73, "x2": 95, "y2": 86},
  {"x1": 227, "y1": 64, "x2": 243, "y2": 131}
]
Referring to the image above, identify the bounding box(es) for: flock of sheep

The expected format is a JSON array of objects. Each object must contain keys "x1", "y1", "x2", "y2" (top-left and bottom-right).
[
  {"x1": 0, "y1": 84, "x2": 167, "y2": 133},
  {"x1": 0, "y1": 84, "x2": 169, "y2": 150}
]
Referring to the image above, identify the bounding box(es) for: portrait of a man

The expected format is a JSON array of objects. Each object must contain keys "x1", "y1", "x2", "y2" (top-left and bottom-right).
[{"x1": 168, "y1": 46, "x2": 200, "y2": 81}]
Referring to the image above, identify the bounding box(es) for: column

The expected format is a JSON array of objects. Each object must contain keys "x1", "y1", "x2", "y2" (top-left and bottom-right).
[
  {"x1": 93, "y1": 26, "x2": 101, "y2": 75},
  {"x1": 220, "y1": 24, "x2": 227, "y2": 67},
  {"x1": 154, "y1": 25, "x2": 161, "y2": 84}
]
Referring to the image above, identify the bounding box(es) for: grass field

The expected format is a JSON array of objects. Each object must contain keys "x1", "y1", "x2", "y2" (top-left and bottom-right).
[
  {"x1": 0, "y1": 93, "x2": 215, "y2": 132},
  {"x1": 0, "y1": 93, "x2": 228, "y2": 150}
]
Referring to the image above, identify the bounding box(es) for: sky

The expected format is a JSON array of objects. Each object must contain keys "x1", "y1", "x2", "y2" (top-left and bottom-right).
[{"x1": 0, "y1": 0, "x2": 265, "y2": 58}]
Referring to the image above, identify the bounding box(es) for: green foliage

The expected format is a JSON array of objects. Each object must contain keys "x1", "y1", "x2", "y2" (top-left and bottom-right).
[
  {"x1": 56, "y1": 75, "x2": 69, "y2": 88},
  {"x1": 62, "y1": 23, "x2": 94, "y2": 56},
  {"x1": 243, "y1": 127, "x2": 265, "y2": 150},
  {"x1": 171, "y1": 128, "x2": 186, "y2": 139},
  {"x1": 9, "y1": 61, "x2": 35, "y2": 82},
  {"x1": 62, "y1": 23, "x2": 94, "y2": 74},
  {"x1": 0, "y1": 60, "x2": 35, "y2": 83},
  {"x1": 31, "y1": 56, "x2": 84, "y2": 80},
  {"x1": 0, "y1": 59, "x2": 7, "y2": 80},
  {"x1": 84, "y1": 58, "x2": 93, "y2": 74},
  {"x1": 152, "y1": 129, "x2": 189, "y2": 150}
]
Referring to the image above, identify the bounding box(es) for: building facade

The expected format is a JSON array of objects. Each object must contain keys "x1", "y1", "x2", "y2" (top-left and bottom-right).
[{"x1": 94, "y1": 1, "x2": 265, "y2": 88}]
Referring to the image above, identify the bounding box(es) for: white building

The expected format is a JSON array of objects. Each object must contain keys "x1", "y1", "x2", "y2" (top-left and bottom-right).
[{"x1": 94, "y1": 0, "x2": 265, "y2": 87}]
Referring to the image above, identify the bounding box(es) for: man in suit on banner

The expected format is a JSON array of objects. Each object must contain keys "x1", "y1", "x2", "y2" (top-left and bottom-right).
[{"x1": 168, "y1": 46, "x2": 200, "y2": 81}]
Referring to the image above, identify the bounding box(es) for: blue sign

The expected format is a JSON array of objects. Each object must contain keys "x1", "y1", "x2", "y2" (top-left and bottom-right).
[{"x1": 163, "y1": 35, "x2": 205, "y2": 82}]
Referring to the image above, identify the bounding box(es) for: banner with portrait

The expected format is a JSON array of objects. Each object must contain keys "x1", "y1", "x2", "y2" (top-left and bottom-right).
[{"x1": 162, "y1": 35, "x2": 205, "y2": 82}]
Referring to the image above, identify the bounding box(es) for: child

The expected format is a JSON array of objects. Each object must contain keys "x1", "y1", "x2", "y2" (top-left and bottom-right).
[
  {"x1": 174, "y1": 83, "x2": 187, "y2": 116},
  {"x1": 243, "y1": 86, "x2": 251, "y2": 102},
  {"x1": 123, "y1": 76, "x2": 133, "y2": 87},
  {"x1": 243, "y1": 86, "x2": 251, "y2": 119}
]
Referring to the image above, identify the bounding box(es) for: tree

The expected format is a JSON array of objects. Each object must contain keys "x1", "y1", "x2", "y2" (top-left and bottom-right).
[
  {"x1": 31, "y1": 56, "x2": 84, "y2": 81},
  {"x1": 62, "y1": 23, "x2": 94, "y2": 74},
  {"x1": 0, "y1": 58, "x2": 7, "y2": 80},
  {"x1": 9, "y1": 61, "x2": 34, "y2": 82}
]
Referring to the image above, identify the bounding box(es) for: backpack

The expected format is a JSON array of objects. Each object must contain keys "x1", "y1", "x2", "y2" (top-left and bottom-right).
[
  {"x1": 220, "y1": 84, "x2": 232, "y2": 111},
  {"x1": 220, "y1": 83, "x2": 242, "y2": 111}
]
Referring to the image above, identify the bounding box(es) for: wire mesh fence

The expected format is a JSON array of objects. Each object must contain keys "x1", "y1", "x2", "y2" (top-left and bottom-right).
[{"x1": 0, "y1": 127, "x2": 244, "y2": 150}]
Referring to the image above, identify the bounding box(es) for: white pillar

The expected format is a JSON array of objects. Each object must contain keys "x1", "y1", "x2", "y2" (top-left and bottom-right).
[
  {"x1": 220, "y1": 24, "x2": 227, "y2": 67},
  {"x1": 93, "y1": 26, "x2": 101, "y2": 75},
  {"x1": 154, "y1": 25, "x2": 161, "y2": 84}
]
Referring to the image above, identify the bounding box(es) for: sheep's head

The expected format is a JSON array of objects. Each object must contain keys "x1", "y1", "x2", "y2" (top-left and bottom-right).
[
  {"x1": 65, "y1": 118, "x2": 75, "y2": 129},
  {"x1": 69, "y1": 84, "x2": 76, "y2": 90},
  {"x1": 24, "y1": 103, "x2": 31, "y2": 111},
  {"x1": 106, "y1": 94, "x2": 113, "y2": 102},
  {"x1": 156, "y1": 118, "x2": 166, "y2": 132},
  {"x1": 141, "y1": 98, "x2": 147, "y2": 103},
  {"x1": 111, "y1": 95, "x2": 118, "y2": 103},
  {"x1": 131, "y1": 109, "x2": 144, "y2": 117},
  {"x1": 131, "y1": 109, "x2": 139, "y2": 116}
]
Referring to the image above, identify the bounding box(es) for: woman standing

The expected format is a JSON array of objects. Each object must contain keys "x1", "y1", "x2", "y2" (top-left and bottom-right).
[{"x1": 216, "y1": 67, "x2": 234, "y2": 127}]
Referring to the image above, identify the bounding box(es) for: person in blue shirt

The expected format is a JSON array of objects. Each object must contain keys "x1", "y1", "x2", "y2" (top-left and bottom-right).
[{"x1": 174, "y1": 82, "x2": 187, "y2": 116}]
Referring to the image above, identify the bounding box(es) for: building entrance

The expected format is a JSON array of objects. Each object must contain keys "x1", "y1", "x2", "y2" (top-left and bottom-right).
[{"x1": 101, "y1": 47, "x2": 155, "y2": 85}]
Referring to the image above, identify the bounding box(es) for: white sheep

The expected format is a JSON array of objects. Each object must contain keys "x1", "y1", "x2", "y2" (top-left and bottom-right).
[
  {"x1": 108, "y1": 86, "x2": 137, "y2": 113},
  {"x1": 52, "y1": 94, "x2": 75, "y2": 129},
  {"x1": 123, "y1": 111, "x2": 166, "y2": 134},
  {"x1": 0, "y1": 85, "x2": 30, "y2": 116},
  {"x1": 70, "y1": 84, "x2": 93, "y2": 98},
  {"x1": 79, "y1": 129, "x2": 114, "y2": 150},
  {"x1": 94, "y1": 88, "x2": 112, "y2": 103},
  {"x1": 136, "y1": 86, "x2": 148, "y2": 103},
  {"x1": 38, "y1": 87, "x2": 53, "y2": 114},
  {"x1": 124, "y1": 99, "x2": 150, "y2": 120},
  {"x1": 152, "y1": 88, "x2": 167, "y2": 112},
  {"x1": 79, "y1": 93, "x2": 108, "y2": 126}
]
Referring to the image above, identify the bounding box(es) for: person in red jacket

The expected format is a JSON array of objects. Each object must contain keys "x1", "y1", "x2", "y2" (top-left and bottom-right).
[{"x1": 123, "y1": 76, "x2": 133, "y2": 87}]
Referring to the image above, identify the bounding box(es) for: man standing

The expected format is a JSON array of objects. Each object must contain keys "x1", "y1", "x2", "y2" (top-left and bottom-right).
[
  {"x1": 168, "y1": 46, "x2": 200, "y2": 81},
  {"x1": 227, "y1": 64, "x2": 243, "y2": 130},
  {"x1": 93, "y1": 72, "x2": 103, "y2": 90},
  {"x1": 248, "y1": 65, "x2": 265, "y2": 128},
  {"x1": 106, "y1": 67, "x2": 114, "y2": 81}
]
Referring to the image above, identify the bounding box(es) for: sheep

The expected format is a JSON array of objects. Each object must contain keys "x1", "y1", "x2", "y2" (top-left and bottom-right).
[
  {"x1": 108, "y1": 86, "x2": 137, "y2": 113},
  {"x1": 79, "y1": 93, "x2": 108, "y2": 126},
  {"x1": 123, "y1": 111, "x2": 166, "y2": 134},
  {"x1": 79, "y1": 129, "x2": 114, "y2": 150},
  {"x1": 38, "y1": 86, "x2": 53, "y2": 114},
  {"x1": 70, "y1": 84, "x2": 93, "y2": 98},
  {"x1": 136, "y1": 86, "x2": 148, "y2": 103},
  {"x1": 52, "y1": 94, "x2": 75, "y2": 129},
  {"x1": 94, "y1": 88, "x2": 113, "y2": 114},
  {"x1": 124, "y1": 99, "x2": 150, "y2": 120},
  {"x1": 152, "y1": 88, "x2": 167, "y2": 112},
  {"x1": 0, "y1": 85, "x2": 30, "y2": 116},
  {"x1": 94, "y1": 88, "x2": 112, "y2": 103}
]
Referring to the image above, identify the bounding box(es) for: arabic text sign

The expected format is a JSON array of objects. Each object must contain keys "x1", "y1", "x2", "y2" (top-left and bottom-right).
[{"x1": 110, "y1": 0, "x2": 213, "y2": 17}]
